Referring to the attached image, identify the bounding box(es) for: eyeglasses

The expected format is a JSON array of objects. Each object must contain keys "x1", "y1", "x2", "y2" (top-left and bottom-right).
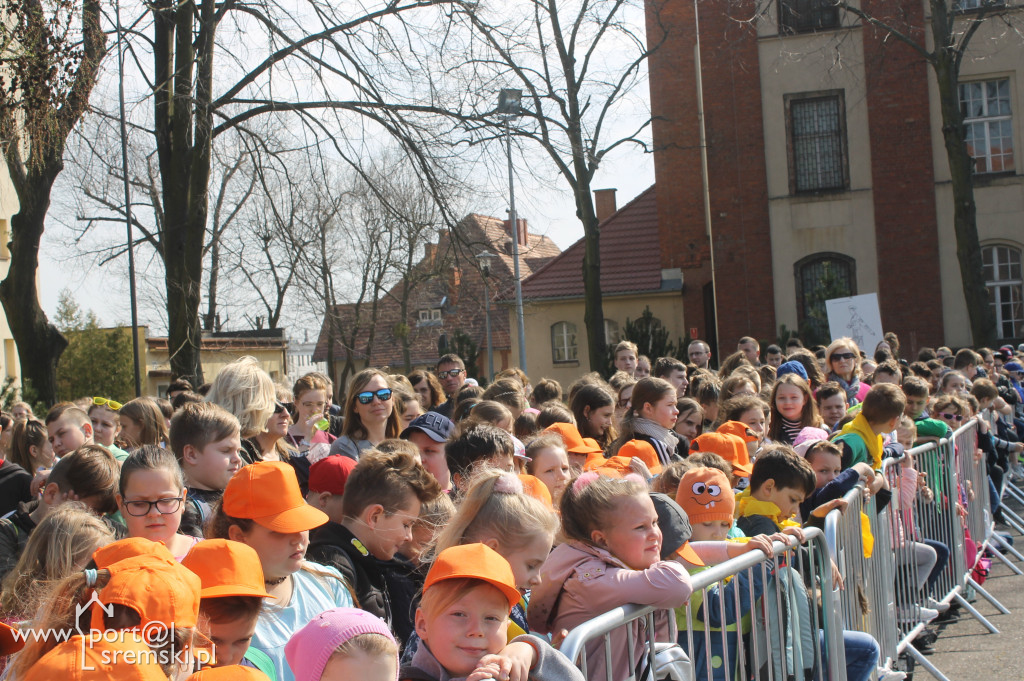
[
  {"x1": 436, "y1": 369, "x2": 464, "y2": 379},
  {"x1": 356, "y1": 389, "x2": 393, "y2": 404},
  {"x1": 274, "y1": 401, "x2": 290, "y2": 414},
  {"x1": 93, "y1": 397, "x2": 123, "y2": 411},
  {"x1": 122, "y1": 497, "x2": 184, "y2": 516},
  {"x1": 831, "y1": 352, "x2": 857, "y2": 361},
  {"x1": 938, "y1": 412, "x2": 964, "y2": 422}
]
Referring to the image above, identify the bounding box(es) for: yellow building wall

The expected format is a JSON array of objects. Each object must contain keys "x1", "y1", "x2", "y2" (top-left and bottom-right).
[
  {"x1": 0, "y1": 147, "x2": 21, "y2": 389},
  {"x1": 509, "y1": 292, "x2": 686, "y2": 386},
  {"x1": 145, "y1": 344, "x2": 287, "y2": 397}
]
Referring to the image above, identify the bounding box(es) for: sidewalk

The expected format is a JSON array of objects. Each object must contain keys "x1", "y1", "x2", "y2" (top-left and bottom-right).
[{"x1": 917, "y1": 535, "x2": 1024, "y2": 679}]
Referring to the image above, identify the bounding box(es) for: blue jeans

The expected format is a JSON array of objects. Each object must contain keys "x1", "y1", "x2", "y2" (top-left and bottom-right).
[{"x1": 819, "y1": 630, "x2": 879, "y2": 681}]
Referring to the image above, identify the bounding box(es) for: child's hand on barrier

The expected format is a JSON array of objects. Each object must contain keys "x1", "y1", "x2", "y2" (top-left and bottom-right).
[
  {"x1": 973, "y1": 448, "x2": 984, "y2": 464},
  {"x1": 745, "y1": 534, "x2": 776, "y2": 557},
  {"x1": 965, "y1": 480, "x2": 975, "y2": 501},
  {"x1": 921, "y1": 486, "x2": 934, "y2": 503},
  {"x1": 473, "y1": 641, "x2": 535, "y2": 681},
  {"x1": 956, "y1": 502, "x2": 968, "y2": 519},
  {"x1": 830, "y1": 559, "x2": 845, "y2": 591},
  {"x1": 1013, "y1": 442, "x2": 1024, "y2": 454},
  {"x1": 781, "y1": 525, "x2": 805, "y2": 544},
  {"x1": 810, "y1": 498, "x2": 848, "y2": 518},
  {"x1": 549, "y1": 629, "x2": 569, "y2": 650},
  {"x1": 467, "y1": 659, "x2": 507, "y2": 681}
]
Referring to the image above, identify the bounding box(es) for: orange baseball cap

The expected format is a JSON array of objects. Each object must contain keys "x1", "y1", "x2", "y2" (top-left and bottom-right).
[
  {"x1": 181, "y1": 539, "x2": 274, "y2": 599},
  {"x1": 23, "y1": 632, "x2": 168, "y2": 681},
  {"x1": 90, "y1": 553, "x2": 202, "y2": 632},
  {"x1": 187, "y1": 666, "x2": 268, "y2": 680},
  {"x1": 691, "y1": 432, "x2": 752, "y2": 477},
  {"x1": 425, "y1": 544, "x2": 521, "y2": 613},
  {"x1": 716, "y1": 420, "x2": 758, "y2": 444},
  {"x1": 0, "y1": 621, "x2": 24, "y2": 656},
  {"x1": 617, "y1": 439, "x2": 663, "y2": 475},
  {"x1": 544, "y1": 423, "x2": 603, "y2": 455},
  {"x1": 223, "y1": 461, "x2": 328, "y2": 533},
  {"x1": 93, "y1": 537, "x2": 175, "y2": 569},
  {"x1": 518, "y1": 474, "x2": 553, "y2": 508}
]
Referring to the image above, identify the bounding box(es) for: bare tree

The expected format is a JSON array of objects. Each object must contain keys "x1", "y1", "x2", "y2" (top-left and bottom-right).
[
  {"x1": 0, "y1": 0, "x2": 105, "y2": 402},
  {"x1": 443, "y1": 0, "x2": 661, "y2": 372}
]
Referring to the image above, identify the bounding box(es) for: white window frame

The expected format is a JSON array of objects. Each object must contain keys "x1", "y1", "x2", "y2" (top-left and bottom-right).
[
  {"x1": 604, "y1": 319, "x2": 621, "y2": 345},
  {"x1": 984, "y1": 244, "x2": 1024, "y2": 339},
  {"x1": 551, "y1": 322, "x2": 578, "y2": 363},
  {"x1": 960, "y1": 78, "x2": 1014, "y2": 174}
]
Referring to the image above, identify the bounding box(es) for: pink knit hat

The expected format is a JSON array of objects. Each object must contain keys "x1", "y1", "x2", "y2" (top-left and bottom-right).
[{"x1": 284, "y1": 607, "x2": 397, "y2": 681}]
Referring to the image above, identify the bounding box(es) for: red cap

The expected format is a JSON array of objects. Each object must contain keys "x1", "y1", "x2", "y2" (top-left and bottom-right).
[
  {"x1": 425, "y1": 544, "x2": 521, "y2": 613},
  {"x1": 223, "y1": 461, "x2": 328, "y2": 532},
  {"x1": 308, "y1": 455, "x2": 357, "y2": 495}
]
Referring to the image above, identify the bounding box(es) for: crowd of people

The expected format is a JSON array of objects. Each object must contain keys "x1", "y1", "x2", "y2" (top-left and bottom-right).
[{"x1": 0, "y1": 334, "x2": 1021, "y2": 681}]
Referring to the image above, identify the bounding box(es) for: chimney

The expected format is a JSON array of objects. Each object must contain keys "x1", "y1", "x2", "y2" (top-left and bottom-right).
[
  {"x1": 594, "y1": 188, "x2": 617, "y2": 223},
  {"x1": 503, "y1": 218, "x2": 529, "y2": 247}
]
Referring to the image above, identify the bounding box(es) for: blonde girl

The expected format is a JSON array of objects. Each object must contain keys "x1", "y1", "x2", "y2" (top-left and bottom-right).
[
  {"x1": 527, "y1": 473, "x2": 692, "y2": 680},
  {"x1": 431, "y1": 469, "x2": 558, "y2": 639},
  {"x1": 117, "y1": 445, "x2": 200, "y2": 560},
  {"x1": 118, "y1": 397, "x2": 169, "y2": 449},
  {"x1": 0, "y1": 503, "x2": 113, "y2": 621},
  {"x1": 611, "y1": 377, "x2": 681, "y2": 465},
  {"x1": 768, "y1": 373, "x2": 822, "y2": 445}
]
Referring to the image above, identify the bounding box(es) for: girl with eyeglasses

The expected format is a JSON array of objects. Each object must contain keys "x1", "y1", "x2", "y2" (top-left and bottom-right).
[
  {"x1": 825, "y1": 337, "x2": 871, "y2": 406},
  {"x1": 117, "y1": 445, "x2": 200, "y2": 561},
  {"x1": 330, "y1": 368, "x2": 402, "y2": 461}
]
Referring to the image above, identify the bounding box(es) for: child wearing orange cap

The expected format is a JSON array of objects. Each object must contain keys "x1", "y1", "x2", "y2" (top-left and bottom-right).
[
  {"x1": 182, "y1": 539, "x2": 276, "y2": 677},
  {"x1": 528, "y1": 472, "x2": 692, "y2": 681},
  {"x1": 404, "y1": 543, "x2": 583, "y2": 681},
  {"x1": 8, "y1": 551, "x2": 202, "y2": 679},
  {"x1": 306, "y1": 450, "x2": 440, "y2": 639},
  {"x1": 673, "y1": 467, "x2": 776, "y2": 681},
  {"x1": 541, "y1": 422, "x2": 604, "y2": 471},
  {"x1": 205, "y1": 461, "x2": 352, "y2": 681},
  {"x1": 429, "y1": 470, "x2": 558, "y2": 645}
]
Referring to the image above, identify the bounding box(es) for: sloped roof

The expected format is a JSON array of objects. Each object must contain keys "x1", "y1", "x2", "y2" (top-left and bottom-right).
[
  {"x1": 518, "y1": 185, "x2": 662, "y2": 300},
  {"x1": 312, "y1": 214, "x2": 559, "y2": 367}
]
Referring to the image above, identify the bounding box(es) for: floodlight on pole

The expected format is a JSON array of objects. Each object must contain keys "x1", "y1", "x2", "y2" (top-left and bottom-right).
[
  {"x1": 476, "y1": 250, "x2": 496, "y2": 382},
  {"x1": 497, "y1": 89, "x2": 528, "y2": 373}
]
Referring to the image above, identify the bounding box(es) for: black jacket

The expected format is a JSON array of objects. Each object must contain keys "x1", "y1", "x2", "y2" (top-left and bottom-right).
[
  {"x1": 307, "y1": 522, "x2": 391, "y2": 625},
  {"x1": 0, "y1": 461, "x2": 32, "y2": 518}
]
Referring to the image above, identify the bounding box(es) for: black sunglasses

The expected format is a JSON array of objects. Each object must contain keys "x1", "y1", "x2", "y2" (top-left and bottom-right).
[
  {"x1": 357, "y1": 388, "x2": 393, "y2": 404},
  {"x1": 832, "y1": 352, "x2": 857, "y2": 361},
  {"x1": 274, "y1": 401, "x2": 290, "y2": 414}
]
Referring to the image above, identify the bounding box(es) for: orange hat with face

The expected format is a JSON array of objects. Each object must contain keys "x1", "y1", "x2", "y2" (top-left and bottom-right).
[{"x1": 675, "y1": 467, "x2": 735, "y2": 524}]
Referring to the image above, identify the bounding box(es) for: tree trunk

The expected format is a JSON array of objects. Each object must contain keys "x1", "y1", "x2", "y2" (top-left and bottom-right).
[
  {"x1": 933, "y1": 53, "x2": 996, "y2": 346},
  {"x1": 577, "y1": 184, "x2": 607, "y2": 374},
  {"x1": 0, "y1": 169, "x2": 69, "y2": 404}
]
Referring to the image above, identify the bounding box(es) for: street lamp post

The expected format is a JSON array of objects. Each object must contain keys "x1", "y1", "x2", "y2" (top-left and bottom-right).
[
  {"x1": 497, "y1": 88, "x2": 528, "y2": 372},
  {"x1": 476, "y1": 250, "x2": 496, "y2": 382}
]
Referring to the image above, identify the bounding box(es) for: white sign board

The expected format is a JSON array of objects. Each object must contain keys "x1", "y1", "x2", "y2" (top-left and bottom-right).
[{"x1": 825, "y1": 293, "x2": 884, "y2": 352}]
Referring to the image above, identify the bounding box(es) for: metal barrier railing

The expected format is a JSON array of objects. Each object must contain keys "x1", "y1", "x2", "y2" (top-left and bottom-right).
[
  {"x1": 823, "y1": 419, "x2": 1021, "y2": 681},
  {"x1": 559, "y1": 528, "x2": 847, "y2": 681}
]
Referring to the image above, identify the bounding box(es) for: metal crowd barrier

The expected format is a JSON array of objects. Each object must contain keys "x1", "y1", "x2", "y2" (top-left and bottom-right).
[
  {"x1": 824, "y1": 419, "x2": 1021, "y2": 681},
  {"x1": 559, "y1": 529, "x2": 847, "y2": 681}
]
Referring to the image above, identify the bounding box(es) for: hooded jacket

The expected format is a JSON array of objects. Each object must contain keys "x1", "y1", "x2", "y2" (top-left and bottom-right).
[{"x1": 526, "y1": 540, "x2": 691, "y2": 681}]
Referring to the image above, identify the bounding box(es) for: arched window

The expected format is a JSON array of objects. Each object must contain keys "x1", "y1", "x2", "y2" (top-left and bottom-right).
[
  {"x1": 794, "y1": 253, "x2": 856, "y2": 345},
  {"x1": 551, "y1": 322, "x2": 578, "y2": 363},
  {"x1": 604, "y1": 319, "x2": 621, "y2": 344},
  {"x1": 984, "y1": 244, "x2": 1023, "y2": 339}
]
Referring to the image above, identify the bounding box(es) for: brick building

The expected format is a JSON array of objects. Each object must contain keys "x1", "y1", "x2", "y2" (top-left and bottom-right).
[{"x1": 646, "y1": 0, "x2": 1023, "y2": 358}]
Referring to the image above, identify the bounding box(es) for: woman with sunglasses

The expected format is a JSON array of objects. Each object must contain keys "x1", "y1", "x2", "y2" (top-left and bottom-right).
[
  {"x1": 825, "y1": 337, "x2": 871, "y2": 407},
  {"x1": 330, "y1": 368, "x2": 401, "y2": 461},
  {"x1": 252, "y1": 387, "x2": 296, "y2": 464}
]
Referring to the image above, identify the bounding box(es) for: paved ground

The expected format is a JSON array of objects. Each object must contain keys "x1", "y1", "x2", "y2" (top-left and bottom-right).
[{"x1": 913, "y1": 526, "x2": 1024, "y2": 680}]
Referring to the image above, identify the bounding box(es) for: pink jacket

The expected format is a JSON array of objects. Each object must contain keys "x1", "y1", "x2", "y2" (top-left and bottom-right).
[{"x1": 527, "y1": 540, "x2": 692, "y2": 680}]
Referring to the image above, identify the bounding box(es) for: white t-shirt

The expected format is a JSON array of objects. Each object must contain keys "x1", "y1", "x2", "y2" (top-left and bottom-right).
[{"x1": 249, "y1": 561, "x2": 354, "y2": 681}]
